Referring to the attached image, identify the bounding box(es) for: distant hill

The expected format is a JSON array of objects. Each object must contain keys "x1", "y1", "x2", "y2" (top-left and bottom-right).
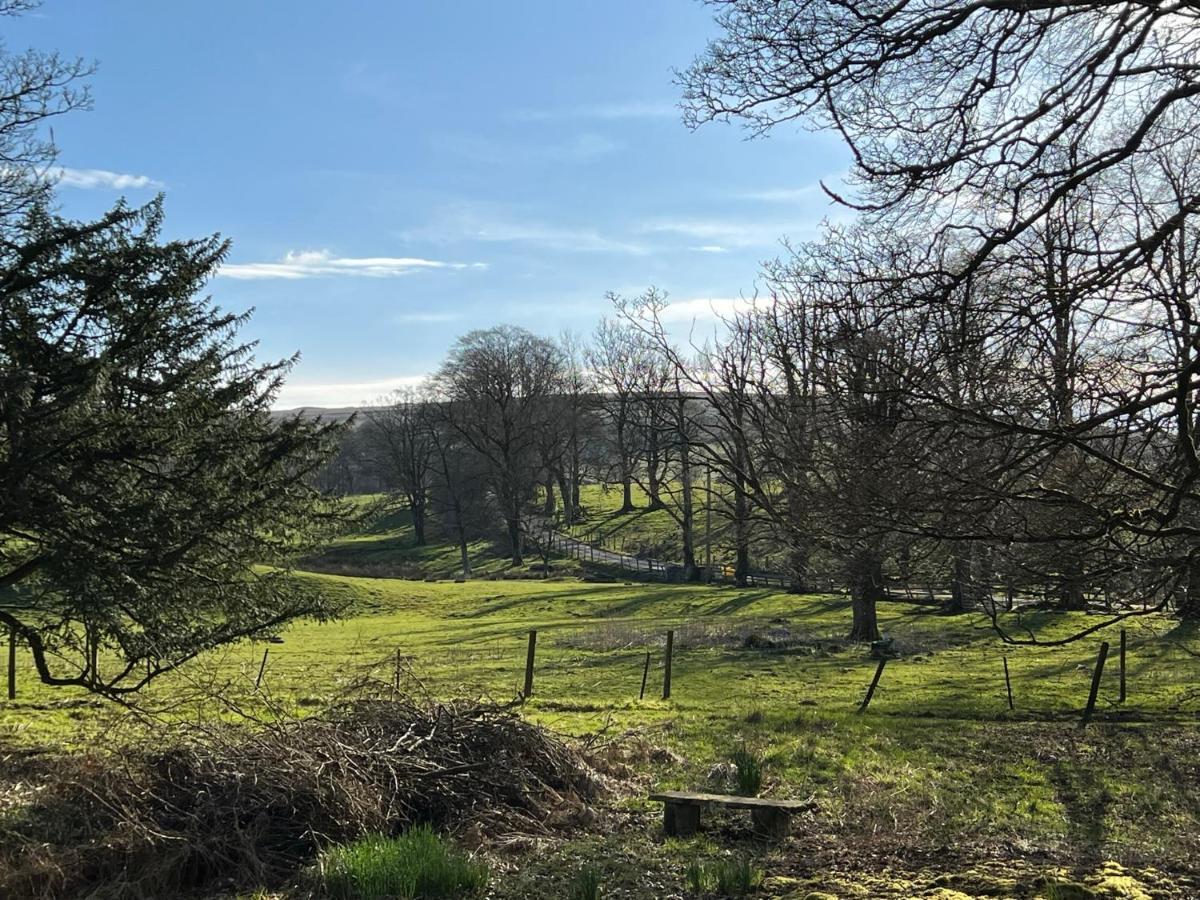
[{"x1": 270, "y1": 405, "x2": 378, "y2": 423}]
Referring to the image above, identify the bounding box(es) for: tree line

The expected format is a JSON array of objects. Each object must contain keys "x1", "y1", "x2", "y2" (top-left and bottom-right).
[
  {"x1": 10, "y1": 0, "x2": 1200, "y2": 696},
  {"x1": 322, "y1": 1, "x2": 1200, "y2": 645}
]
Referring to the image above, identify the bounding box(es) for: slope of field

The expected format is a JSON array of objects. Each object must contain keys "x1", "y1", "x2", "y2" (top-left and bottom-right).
[
  {"x1": 298, "y1": 495, "x2": 587, "y2": 580},
  {"x1": 3, "y1": 562, "x2": 1200, "y2": 895}
]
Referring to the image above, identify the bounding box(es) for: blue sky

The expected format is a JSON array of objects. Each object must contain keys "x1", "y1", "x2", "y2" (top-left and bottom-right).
[{"x1": 13, "y1": 1, "x2": 848, "y2": 408}]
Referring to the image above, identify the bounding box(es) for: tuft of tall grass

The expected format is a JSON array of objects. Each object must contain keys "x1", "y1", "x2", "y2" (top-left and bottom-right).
[
  {"x1": 731, "y1": 746, "x2": 763, "y2": 796},
  {"x1": 685, "y1": 859, "x2": 709, "y2": 895},
  {"x1": 569, "y1": 864, "x2": 604, "y2": 900},
  {"x1": 709, "y1": 855, "x2": 762, "y2": 897},
  {"x1": 685, "y1": 855, "x2": 762, "y2": 897},
  {"x1": 320, "y1": 826, "x2": 489, "y2": 899}
]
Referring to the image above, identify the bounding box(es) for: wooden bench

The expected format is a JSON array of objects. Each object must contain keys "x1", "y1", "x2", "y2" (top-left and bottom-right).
[{"x1": 648, "y1": 790, "x2": 812, "y2": 839}]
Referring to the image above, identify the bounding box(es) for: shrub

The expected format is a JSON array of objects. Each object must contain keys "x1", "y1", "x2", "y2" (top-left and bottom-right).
[
  {"x1": 731, "y1": 746, "x2": 763, "y2": 796},
  {"x1": 570, "y1": 865, "x2": 604, "y2": 900},
  {"x1": 320, "y1": 826, "x2": 489, "y2": 899}
]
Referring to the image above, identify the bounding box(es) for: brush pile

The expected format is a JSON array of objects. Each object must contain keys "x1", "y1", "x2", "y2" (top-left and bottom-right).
[{"x1": 0, "y1": 697, "x2": 603, "y2": 899}]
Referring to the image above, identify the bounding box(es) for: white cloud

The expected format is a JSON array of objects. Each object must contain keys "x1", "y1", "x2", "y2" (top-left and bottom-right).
[
  {"x1": 394, "y1": 311, "x2": 462, "y2": 324},
  {"x1": 737, "y1": 186, "x2": 821, "y2": 202},
  {"x1": 690, "y1": 245, "x2": 728, "y2": 254},
  {"x1": 274, "y1": 375, "x2": 428, "y2": 410},
  {"x1": 219, "y1": 250, "x2": 486, "y2": 280},
  {"x1": 656, "y1": 296, "x2": 764, "y2": 323},
  {"x1": 643, "y1": 217, "x2": 792, "y2": 247},
  {"x1": 639, "y1": 217, "x2": 805, "y2": 248},
  {"x1": 511, "y1": 100, "x2": 677, "y2": 121},
  {"x1": 402, "y1": 207, "x2": 648, "y2": 255},
  {"x1": 54, "y1": 167, "x2": 164, "y2": 190}
]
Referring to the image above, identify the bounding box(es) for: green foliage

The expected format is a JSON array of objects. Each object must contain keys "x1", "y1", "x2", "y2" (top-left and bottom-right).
[
  {"x1": 731, "y1": 745, "x2": 763, "y2": 796},
  {"x1": 711, "y1": 856, "x2": 763, "y2": 897},
  {"x1": 569, "y1": 865, "x2": 604, "y2": 900},
  {"x1": 320, "y1": 826, "x2": 488, "y2": 899},
  {"x1": 0, "y1": 200, "x2": 345, "y2": 695},
  {"x1": 685, "y1": 856, "x2": 762, "y2": 897},
  {"x1": 685, "y1": 859, "x2": 709, "y2": 895}
]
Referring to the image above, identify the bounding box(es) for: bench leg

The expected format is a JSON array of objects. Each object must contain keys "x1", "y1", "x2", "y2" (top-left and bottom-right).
[
  {"x1": 664, "y1": 802, "x2": 701, "y2": 837},
  {"x1": 751, "y1": 807, "x2": 790, "y2": 840}
]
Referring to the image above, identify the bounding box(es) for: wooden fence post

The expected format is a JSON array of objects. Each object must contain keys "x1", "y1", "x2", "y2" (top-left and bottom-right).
[
  {"x1": 255, "y1": 647, "x2": 269, "y2": 691},
  {"x1": 1119, "y1": 629, "x2": 1127, "y2": 704},
  {"x1": 7, "y1": 627, "x2": 15, "y2": 700},
  {"x1": 523, "y1": 629, "x2": 537, "y2": 698},
  {"x1": 662, "y1": 630, "x2": 674, "y2": 700},
  {"x1": 1081, "y1": 641, "x2": 1110, "y2": 727},
  {"x1": 640, "y1": 651, "x2": 651, "y2": 700},
  {"x1": 858, "y1": 658, "x2": 887, "y2": 713},
  {"x1": 394, "y1": 647, "x2": 402, "y2": 691},
  {"x1": 1002, "y1": 656, "x2": 1014, "y2": 710}
]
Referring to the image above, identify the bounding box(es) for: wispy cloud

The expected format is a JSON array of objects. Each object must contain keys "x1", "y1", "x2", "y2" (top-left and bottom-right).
[
  {"x1": 690, "y1": 245, "x2": 728, "y2": 254},
  {"x1": 435, "y1": 132, "x2": 621, "y2": 165},
  {"x1": 639, "y1": 217, "x2": 811, "y2": 249},
  {"x1": 655, "y1": 296, "x2": 764, "y2": 323},
  {"x1": 54, "y1": 167, "x2": 164, "y2": 190},
  {"x1": 394, "y1": 311, "x2": 462, "y2": 324},
  {"x1": 736, "y1": 185, "x2": 822, "y2": 203},
  {"x1": 275, "y1": 374, "x2": 428, "y2": 410},
  {"x1": 219, "y1": 249, "x2": 485, "y2": 280},
  {"x1": 511, "y1": 100, "x2": 677, "y2": 122},
  {"x1": 402, "y1": 206, "x2": 648, "y2": 255},
  {"x1": 340, "y1": 61, "x2": 402, "y2": 105}
]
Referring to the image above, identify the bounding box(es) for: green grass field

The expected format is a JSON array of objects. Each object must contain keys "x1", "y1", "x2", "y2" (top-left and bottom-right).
[{"x1": 4, "y1": 497, "x2": 1200, "y2": 897}]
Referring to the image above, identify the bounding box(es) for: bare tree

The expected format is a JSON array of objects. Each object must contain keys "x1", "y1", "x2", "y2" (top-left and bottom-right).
[
  {"x1": 589, "y1": 315, "x2": 654, "y2": 513},
  {"x1": 424, "y1": 404, "x2": 492, "y2": 576},
  {"x1": 364, "y1": 387, "x2": 435, "y2": 546},
  {"x1": 0, "y1": 0, "x2": 93, "y2": 226},
  {"x1": 433, "y1": 326, "x2": 565, "y2": 566},
  {"x1": 683, "y1": 0, "x2": 1200, "y2": 643}
]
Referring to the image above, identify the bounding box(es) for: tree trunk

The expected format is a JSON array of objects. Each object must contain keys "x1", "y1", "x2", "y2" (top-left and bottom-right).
[
  {"x1": 457, "y1": 525, "x2": 471, "y2": 576},
  {"x1": 848, "y1": 548, "x2": 884, "y2": 642},
  {"x1": 1057, "y1": 558, "x2": 1087, "y2": 611},
  {"x1": 556, "y1": 471, "x2": 574, "y2": 526},
  {"x1": 647, "y1": 433, "x2": 665, "y2": 510},
  {"x1": 948, "y1": 545, "x2": 970, "y2": 613},
  {"x1": 734, "y1": 543, "x2": 750, "y2": 588},
  {"x1": 679, "y1": 430, "x2": 698, "y2": 581},
  {"x1": 1180, "y1": 559, "x2": 1200, "y2": 619},
  {"x1": 411, "y1": 499, "x2": 427, "y2": 547},
  {"x1": 507, "y1": 514, "x2": 523, "y2": 566},
  {"x1": 787, "y1": 542, "x2": 811, "y2": 594},
  {"x1": 542, "y1": 479, "x2": 556, "y2": 518},
  {"x1": 734, "y1": 477, "x2": 750, "y2": 588}
]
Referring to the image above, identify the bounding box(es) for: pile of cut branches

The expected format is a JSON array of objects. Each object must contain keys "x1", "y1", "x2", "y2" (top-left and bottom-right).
[{"x1": 0, "y1": 697, "x2": 603, "y2": 899}]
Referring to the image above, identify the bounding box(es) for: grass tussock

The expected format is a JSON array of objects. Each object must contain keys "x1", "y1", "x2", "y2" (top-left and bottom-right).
[
  {"x1": 568, "y1": 864, "x2": 604, "y2": 900},
  {"x1": 685, "y1": 855, "x2": 762, "y2": 897},
  {"x1": 320, "y1": 826, "x2": 488, "y2": 899},
  {"x1": 731, "y1": 746, "x2": 763, "y2": 796}
]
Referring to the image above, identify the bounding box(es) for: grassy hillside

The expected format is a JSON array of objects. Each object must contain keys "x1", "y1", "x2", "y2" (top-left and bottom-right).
[
  {"x1": 3, "y1": 565, "x2": 1199, "y2": 894},
  {"x1": 569, "y1": 483, "x2": 796, "y2": 577},
  {"x1": 4, "y1": 503, "x2": 1199, "y2": 896},
  {"x1": 299, "y1": 494, "x2": 586, "y2": 579}
]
